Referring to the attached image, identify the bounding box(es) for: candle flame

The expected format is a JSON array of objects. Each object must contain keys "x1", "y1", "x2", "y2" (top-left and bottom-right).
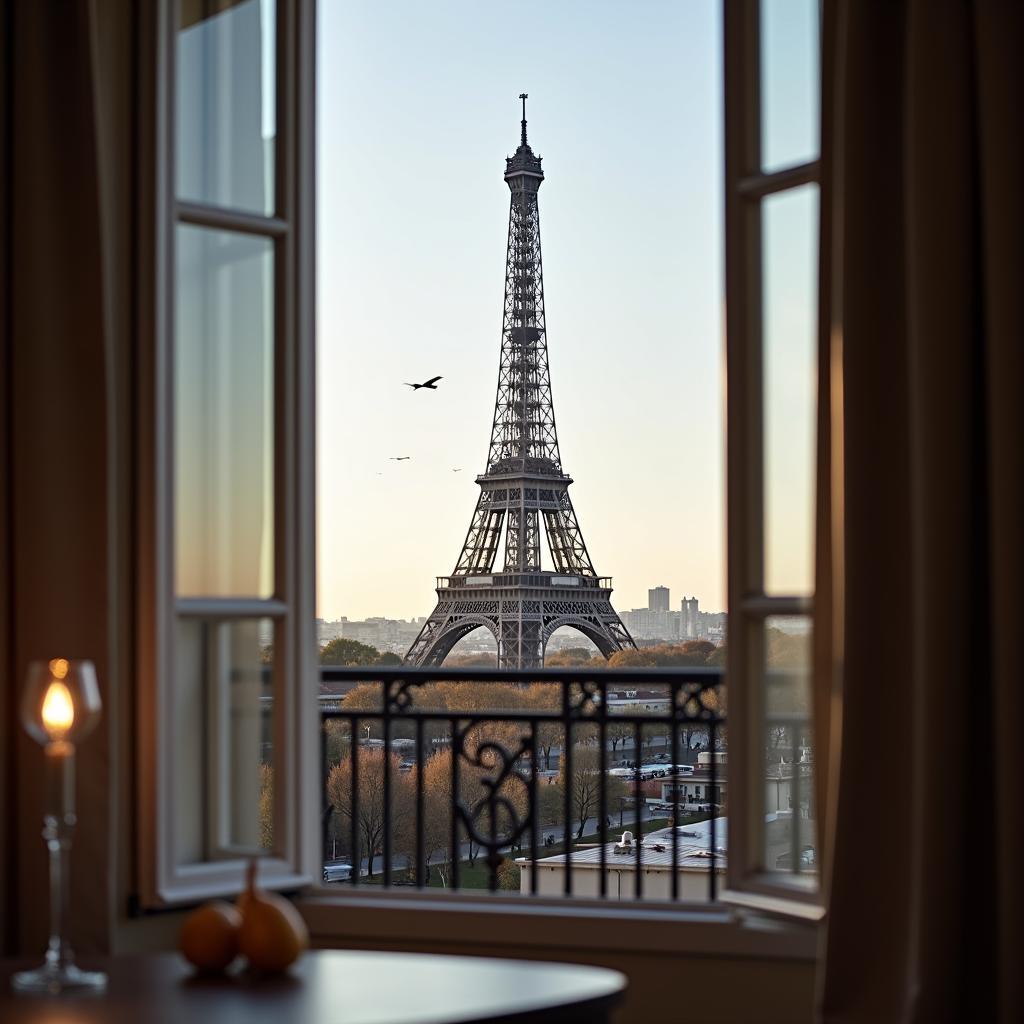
[
  {"x1": 49, "y1": 658, "x2": 70, "y2": 680},
  {"x1": 41, "y1": 680, "x2": 75, "y2": 738}
]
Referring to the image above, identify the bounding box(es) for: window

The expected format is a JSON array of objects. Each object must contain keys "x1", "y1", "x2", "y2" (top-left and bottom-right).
[
  {"x1": 723, "y1": 0, "x2": 823, "y2": 915},
  {"x1": 313, "y1": 0, "x2": 731, "y2": 910},
  {"x1": 137, "y1": 0, "x2": 317, "y2": 905},
  {"x1": 138, "y1": 0, "x2": 825, "y2": 940}
]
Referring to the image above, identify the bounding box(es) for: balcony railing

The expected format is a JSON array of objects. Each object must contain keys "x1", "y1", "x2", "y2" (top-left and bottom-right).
[{"x1": 319, "y1": 666, "x2": 725, "y2": 902}]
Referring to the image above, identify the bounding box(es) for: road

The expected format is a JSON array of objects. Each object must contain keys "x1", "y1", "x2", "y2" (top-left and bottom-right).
[{"x1": 326, "y1": 802, "x2": 665, "y2": 881}]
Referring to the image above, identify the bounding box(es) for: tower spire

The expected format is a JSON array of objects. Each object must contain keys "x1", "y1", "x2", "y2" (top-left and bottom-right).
[{"x1": 519, "y1": 92, "x2": 528, "y2": 145}]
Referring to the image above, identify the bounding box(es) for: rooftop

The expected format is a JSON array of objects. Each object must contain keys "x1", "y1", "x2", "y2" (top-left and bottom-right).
[{"x1": 518, "y1": 818, "x2": 728, "y2": 873}]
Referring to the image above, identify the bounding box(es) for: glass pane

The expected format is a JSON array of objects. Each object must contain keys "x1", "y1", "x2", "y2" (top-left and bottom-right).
[
  {"x1": 177, "y1": 0, "x2": 276, "y2": 214},
  {"x1": 762, "y1": 184, "x2": 818, "y2": 595},
  {"x1": 176, "y1": 225, "x2": 274, "y2": 597},
  {"x1": 174, "y1": 618, "x2": 275, "y2": 864},
  {"x1": 760, "y1": 0, "x2": 820, "y2": 172},
  {"x1": 762, "y1": 615, "x2": 816, "y2": 880}
]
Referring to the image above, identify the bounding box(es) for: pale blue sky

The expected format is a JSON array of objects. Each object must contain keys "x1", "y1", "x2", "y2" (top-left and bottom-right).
[{"x1": 315, "y1": 0, "x2": 818, "y2": 622}]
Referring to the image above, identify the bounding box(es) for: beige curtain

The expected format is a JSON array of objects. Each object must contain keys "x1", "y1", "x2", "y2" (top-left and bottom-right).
[{"x1": 819, "y1": 2, "x2": 1023, "y2": 1021}]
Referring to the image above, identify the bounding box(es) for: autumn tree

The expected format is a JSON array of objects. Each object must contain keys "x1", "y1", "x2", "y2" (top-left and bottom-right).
[
  {"x1": 259, "y1": 763, "x2": 273, "y2": 849},
  {"x1": 607, "y1": 648, "x2": 658, "y2": 669},
  {"x1": 419, "y1": 752, "x2": 455, "y2": 885},
  {"x1": 545, "y1": 647, "x2": 600, "y2": 667},
  {"x1": 416, "y1": 736, "x2": 531, "y2": 877},
  {"x1": 326, "y1": 749, "x2": 414, "y2": 876},
  {"x1": 559, "y1": 743, "x2": 625, "y2": 838},
  {"x1": 497, "y1": 859, "x2": 521, "y2": 891}
]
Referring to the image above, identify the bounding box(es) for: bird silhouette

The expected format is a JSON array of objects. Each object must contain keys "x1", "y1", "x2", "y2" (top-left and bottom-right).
[
  {"x1": 389, "y1": 456, "x2": 410, "y2": 461},
  {"x1": 404, "y1": 375, "x2": 442, "y2": 390},
  {"x1": 452, "y1": 468, "x2": 462, "y2": 472}
]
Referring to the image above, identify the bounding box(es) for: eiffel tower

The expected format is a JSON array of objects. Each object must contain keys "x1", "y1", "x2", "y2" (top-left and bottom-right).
[{"x1": 406, "y1": 97, "x2": 635, "y2": 669}]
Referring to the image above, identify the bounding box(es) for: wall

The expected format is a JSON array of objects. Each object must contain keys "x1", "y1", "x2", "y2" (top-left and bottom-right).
[{"x1": 521, "y1": 862, "x2": 723, "y2": 901}]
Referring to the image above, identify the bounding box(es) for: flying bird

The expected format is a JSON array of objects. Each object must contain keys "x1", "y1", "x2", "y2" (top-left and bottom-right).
[
  {"x1": 404, "y1": 375, "x2": 443, "y2": 390},
  {"x1": 452, "y1": 468, "x2": 462, "y2": 473},
  {"x1": 389, "y1": 456, "x2": 410, "y2": 461}
]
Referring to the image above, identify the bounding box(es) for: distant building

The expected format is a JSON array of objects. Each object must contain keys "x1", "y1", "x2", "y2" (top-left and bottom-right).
[
  {"x1": 316, "y1": 616, "x2": 427, "y2": 655},
  {"x1": 680, "y1": 596, "x2": 699, "y2": 639},
  {"x1": 648, "y1": 586, "x2": 670, "y2": 613}
]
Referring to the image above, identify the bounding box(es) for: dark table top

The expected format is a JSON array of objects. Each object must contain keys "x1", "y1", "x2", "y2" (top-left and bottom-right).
[{"x1": 0, "y1": 951, "x2": 625, "y2": 1024}]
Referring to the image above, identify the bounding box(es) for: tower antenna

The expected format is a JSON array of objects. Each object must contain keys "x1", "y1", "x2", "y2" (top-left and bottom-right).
[{"x1": 519, "y1": 92, "x2": 528, "y2": 145}]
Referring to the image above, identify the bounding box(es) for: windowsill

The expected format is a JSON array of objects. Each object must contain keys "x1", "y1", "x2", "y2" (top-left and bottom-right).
[{"x1": 296, "y1": 889, "x2": 819, "y2": 961}]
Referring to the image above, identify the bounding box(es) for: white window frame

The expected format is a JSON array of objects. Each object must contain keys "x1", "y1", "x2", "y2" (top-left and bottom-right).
[
  {"x1": 721, "y1": 0, "x2": 825, "y2": 920},
  {"x1": 135, "y1": 0, "x2": 318, "y2": 907},
  {"x1": 132, "y1": 0, "x2": 826, "y2": 955}
]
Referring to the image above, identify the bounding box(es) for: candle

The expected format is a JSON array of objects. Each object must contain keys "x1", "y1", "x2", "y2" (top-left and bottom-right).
[{"x1": 12, "y1": 659, "x2": 106, "y2": 994}]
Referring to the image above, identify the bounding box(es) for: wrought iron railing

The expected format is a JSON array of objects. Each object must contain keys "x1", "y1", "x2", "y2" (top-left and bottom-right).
[{"x1": 320, "y1": 666, "x2": 725, "y2": 902}]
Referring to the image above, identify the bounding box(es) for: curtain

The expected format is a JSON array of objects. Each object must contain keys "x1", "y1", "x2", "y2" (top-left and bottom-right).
[
  {"x1": 3, "y1": 0, "x2": 116, "y2": 955},
  {"x1": 819, "y1": 2, "x2": 1023, "y2": 1021}
]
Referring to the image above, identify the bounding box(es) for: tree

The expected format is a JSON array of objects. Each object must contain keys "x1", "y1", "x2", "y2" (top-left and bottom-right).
[
  {"x1": 259, "y1": 763, "x2": 273, "y2": 849},
  {"x1": 320, "y1": 637, "x2": 388, "y2": 666},
  {"x1": 545, "y1": 647, "x2": 599, "y2": 667},
  {"x1": 420, "y1": 753, "x2": 455, "y2": 886},
  {"x1": 524, "y1": 683, "x2": 560, "y2": 769},
  {"x1": 497, "y1": 859, "x2": 521, "y2": 891},
  {"x1": 607, "y1": 648, "x2": 658, "y2": 668},
  {"x1": 607, "y1": 719, "x2": 632, "y2": 757},
  {"x1": 444, "y1": 652, "x2": 498, "y2": 668},
  {"x1": 560, "y1": 744, "x2": 625, "y2": 838},
  {"x1": 326, "y1": 749, "x2": 414, "y2": 876},
  {"x1": 680, "y1": 639, "x2": 716, "y2": 660},
  {"x1": 324, "y1": 719, "x2": 352, "y2": 767}
]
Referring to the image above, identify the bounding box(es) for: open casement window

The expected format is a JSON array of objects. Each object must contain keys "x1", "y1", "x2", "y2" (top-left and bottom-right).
[
  {"x1": 137, "y1": 0, "x2": 317, "y2": 905},
  {"x1": 722, "y1": 0, "x2": 826, "y2": 918}
]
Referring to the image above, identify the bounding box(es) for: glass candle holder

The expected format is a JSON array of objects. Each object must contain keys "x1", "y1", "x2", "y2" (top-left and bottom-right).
[{"x1": 11, "y1": 659, "x2": 107, "y2": 994}]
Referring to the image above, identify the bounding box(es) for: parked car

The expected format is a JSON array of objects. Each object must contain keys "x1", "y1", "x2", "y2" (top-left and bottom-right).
[{"x1": 323, "y1": 862, "x2": 354, "y2": 883}]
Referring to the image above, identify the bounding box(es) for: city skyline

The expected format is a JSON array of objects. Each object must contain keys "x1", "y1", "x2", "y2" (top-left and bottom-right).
[{"x1": 315, "y1": 2, "x2": 817, "y2": 625}]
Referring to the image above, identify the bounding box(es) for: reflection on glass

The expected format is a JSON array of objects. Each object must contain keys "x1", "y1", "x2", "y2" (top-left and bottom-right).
[
  {"x1": 760, "y1": 0, "x2": 820, "y2": 172},
  {"x1": 762, "y1": 185, "x2": 818, "y2": 596},
  {"x1": 177, "y1": 0, "x2": 276, "y2": 214},
  {"x1": 176, "y1": 224, "x2": 274, "y2": 598},
  {"x1": 762, "y1": 616, "x2": 816, "y2": 880},
  {"x1": 175, "y1": 618, "x2": 274, "y2": 864}
]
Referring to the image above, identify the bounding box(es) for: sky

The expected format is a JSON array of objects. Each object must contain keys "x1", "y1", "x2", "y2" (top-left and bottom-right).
[{"x1": 315, "y1": 0, "x2": 818, "y2": 624}]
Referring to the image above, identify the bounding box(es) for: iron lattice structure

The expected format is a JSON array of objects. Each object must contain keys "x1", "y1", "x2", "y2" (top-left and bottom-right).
[{"x1": 406, "y1": 99, "x2": 635, "y2": 669}]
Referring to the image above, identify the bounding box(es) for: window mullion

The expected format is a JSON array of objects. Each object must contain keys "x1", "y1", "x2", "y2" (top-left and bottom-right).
[{"x1": 176, "y1": 200, "x2": 288, "y2": 238}]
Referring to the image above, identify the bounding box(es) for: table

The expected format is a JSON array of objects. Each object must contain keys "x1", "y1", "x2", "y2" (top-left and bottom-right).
[{"x1": 0, "y1": 951, "x2": 626, "y2": 1023}]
